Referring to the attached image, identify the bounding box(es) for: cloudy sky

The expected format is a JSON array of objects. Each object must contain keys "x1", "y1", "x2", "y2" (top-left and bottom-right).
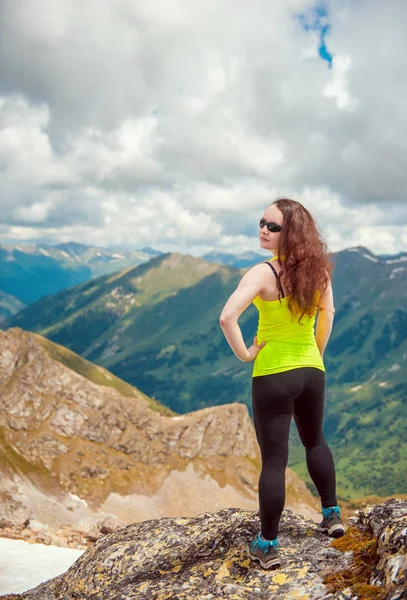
[{"x1": 0, "y1": 0, "x2": 406, "y2": 257}]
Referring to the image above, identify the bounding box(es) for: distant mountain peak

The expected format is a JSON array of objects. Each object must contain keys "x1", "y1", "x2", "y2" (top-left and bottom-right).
[
  {"x1": 346, "y1": 246, "x2": 375, "y2": 255},
  {"x1": 139, "y1": 246, "x2": 162, "y2": 255},
  {"x1": 54, "y1": 241, "x2": 94, "y2": 252}
]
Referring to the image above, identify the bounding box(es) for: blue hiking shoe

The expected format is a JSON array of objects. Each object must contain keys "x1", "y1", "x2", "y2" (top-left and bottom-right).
[
  {"x1": 249, "y1": 532, "x2": 281, "y2": 569},
  {"x1": 320, "y1": 505, "x2": 345, "y2": 538}
]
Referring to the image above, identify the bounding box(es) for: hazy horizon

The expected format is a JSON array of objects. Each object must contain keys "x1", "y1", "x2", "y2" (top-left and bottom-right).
[{"x1": 1, "y1": 239, "x2": 406, "y2": 260}]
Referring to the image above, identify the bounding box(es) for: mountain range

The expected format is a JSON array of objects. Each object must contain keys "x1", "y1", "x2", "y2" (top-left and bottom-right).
[
  {"x1": 2, "y1": 238, "x2": 404, "y2": 319},
  {"x1": 0, "y1": 241, "x2": 274, "y2": 322},
  {"x1": 0, "y1": 242, "x2": 162, "y2": 318},
  {"x1": 1, "y1": 245, "x2": 406, "y2": 501}
]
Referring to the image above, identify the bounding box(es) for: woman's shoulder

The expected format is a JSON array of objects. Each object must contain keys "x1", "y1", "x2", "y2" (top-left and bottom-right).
[
  {"x1": 239, "y1": 261, "x2": 277, "y2": 287},
  {"x1": 247, "y1": 261, "x2": 277, "y2": 275}
]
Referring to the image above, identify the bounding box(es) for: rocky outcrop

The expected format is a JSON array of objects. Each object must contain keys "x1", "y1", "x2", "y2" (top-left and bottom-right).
[
  {"x1": 0, "y1": 487, "x2": 124, "y2": 549},
  {"x1": 0, "y1": 328, "x2": 319, "y2": 540},
  {"x1": 1, "y1": 498, "x2": 405, "y2": 600},
  {"x1": 348, "y1": 500, "x2": 407, "y2": 598}
]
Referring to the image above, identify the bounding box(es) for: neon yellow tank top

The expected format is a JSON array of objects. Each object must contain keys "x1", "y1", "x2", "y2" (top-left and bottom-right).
[{"x1": 252, "y1": 256, "x2": 325, "y2": 377}]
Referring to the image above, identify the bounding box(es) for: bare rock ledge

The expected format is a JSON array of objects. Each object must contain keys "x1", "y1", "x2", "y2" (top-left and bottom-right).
[{"x1": 1, "y1": 498, "x2": 405, "y2": 600}]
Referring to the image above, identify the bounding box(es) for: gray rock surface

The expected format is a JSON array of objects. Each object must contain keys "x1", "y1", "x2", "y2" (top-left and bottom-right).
[
  {"x1": 1, "y1": 498, "x2": 405, "y2": 600},
  {"x1": 349, "y1": 500, "x2": 407, "y2": 598}
]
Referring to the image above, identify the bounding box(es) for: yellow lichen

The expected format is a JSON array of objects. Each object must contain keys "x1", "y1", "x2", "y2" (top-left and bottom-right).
[
  {"x1": 296, "y1": 565, "x2": 308, "y2": 579},
  {"x1": 173, "y1": 518, "x2": 189, "y2": 525},
  {"x1": 273, "y1": 572, "x2": 289, "y2": 585},
  {"x1": 287, "y1": 594, "x2": 310, "y2": 600},
  {"x1": 214, "y1": 561, "x2": 231, "y2": 580},
  {"x1": 171, "y1": 564, "x2": 182, "y2": 573}
]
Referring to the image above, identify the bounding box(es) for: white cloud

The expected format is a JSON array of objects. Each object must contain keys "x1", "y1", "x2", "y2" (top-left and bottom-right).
[
  {"x1": 0, "y1": 97, "x2": 71, "y2": 189},
  {"x1": 323, "y1": 54, "x2": 358, "y2": 111},
  {"x1": 12, "y1": 193, "x2": 62, "y2": 224},
  {"x1": 0, "y1": 0, "x2": 406, "y2": 255}
]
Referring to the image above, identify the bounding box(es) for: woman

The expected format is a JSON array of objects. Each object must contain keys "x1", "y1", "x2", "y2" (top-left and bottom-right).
[{"x1": 219, "y1": 198, "x2": 345, "y2": 570}]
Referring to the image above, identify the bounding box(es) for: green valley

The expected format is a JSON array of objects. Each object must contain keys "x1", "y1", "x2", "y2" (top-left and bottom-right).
[{"x1": 2, "y1": 247, "x2": 406, "y2": 501}]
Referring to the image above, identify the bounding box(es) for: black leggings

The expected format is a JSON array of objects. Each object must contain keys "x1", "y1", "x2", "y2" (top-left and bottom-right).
[{"x1": 252, "y1": 367, "x2": 337, "y2": 540}]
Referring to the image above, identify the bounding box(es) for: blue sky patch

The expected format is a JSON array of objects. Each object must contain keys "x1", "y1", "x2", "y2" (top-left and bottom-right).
[{"x1": 297, "y1": 2, "x2": 333, "y2": 67}]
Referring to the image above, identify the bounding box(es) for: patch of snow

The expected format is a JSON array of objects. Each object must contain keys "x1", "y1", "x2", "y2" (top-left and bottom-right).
[
  {"x1": 362, "y1": 253, "x2": 379, "y2": 262},
  {"x1": 378, "y1": 381, "x2": 387, "y2": 387},
  {"x1": 385, "y1": 256, "x2": 407, "y2": 264},
  {"x1": 112, "y1": 253, "x2": 125, "y2": 259},
  {"x1": 387, "y1": 364, "x2": 401, "y2": 372},
  {"x1": 38, "y1": 248, "x2": 50, "y2": 257},
  {"x1": 0, "y1": 537, "x2": 84, "y2": 595},
  {"x1": 389, "y1": 266, "x2": 405, "y2": 279},
  {"x1": 60, "y1": 250, "x2": 70, "y2": 258}
]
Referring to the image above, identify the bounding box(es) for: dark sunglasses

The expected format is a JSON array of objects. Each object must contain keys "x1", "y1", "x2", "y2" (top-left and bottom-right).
[{"x1": 260, "y1": 218, "x2": 282, "y2": 232}]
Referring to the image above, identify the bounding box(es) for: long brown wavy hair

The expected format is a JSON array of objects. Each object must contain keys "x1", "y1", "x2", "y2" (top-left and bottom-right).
[{"x1": 269, "y1": 198, "x2": 334, "y2": 324}]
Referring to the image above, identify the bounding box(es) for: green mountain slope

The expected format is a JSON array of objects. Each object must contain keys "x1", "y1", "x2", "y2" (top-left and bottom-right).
[
  {"x1": 1, "y1": 248, "x2": 406, "y2": 501},
  {"x1": 288, "y1": 374, "x2": 407, "y2": 500},
  {"x1": 0, "y1": 289, "x2": 25, "y2": 323}
]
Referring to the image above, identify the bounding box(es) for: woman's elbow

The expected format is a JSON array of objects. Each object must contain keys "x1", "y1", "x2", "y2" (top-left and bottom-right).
[
  {"x1": 219, "y1": 314, "x2": 227, "y2": 326},
  {"x1": 219, "y1": 313, "x2": 233, "y2": 326}
]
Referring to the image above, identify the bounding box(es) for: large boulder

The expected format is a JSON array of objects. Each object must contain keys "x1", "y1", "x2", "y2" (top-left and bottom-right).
[{"x1": 1, "y1": 498, "x2": 405, "y2": 600}]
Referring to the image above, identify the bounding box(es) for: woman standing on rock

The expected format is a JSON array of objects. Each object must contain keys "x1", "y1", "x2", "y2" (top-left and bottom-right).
[{"x1": 219, "y1": 198, "x2": 345, "y2": 570}]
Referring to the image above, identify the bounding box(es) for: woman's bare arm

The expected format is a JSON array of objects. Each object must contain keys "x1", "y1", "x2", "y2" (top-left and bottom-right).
[{"x1": 219, "y1": 265, "x2": 265, "y2": 361}]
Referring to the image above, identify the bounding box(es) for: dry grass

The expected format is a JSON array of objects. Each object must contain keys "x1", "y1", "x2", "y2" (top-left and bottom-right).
[{"x1": 322, "y1": 526, "x2": 387, "y2": 599}]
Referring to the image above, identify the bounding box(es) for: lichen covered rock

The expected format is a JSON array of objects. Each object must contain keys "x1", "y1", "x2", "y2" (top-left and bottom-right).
[
  {"x1": 349, "y1": 498, "x2": 407, "y2": 598},
  {"x1": 2, "y1": 499, "x2": 405, "y2": 600}
]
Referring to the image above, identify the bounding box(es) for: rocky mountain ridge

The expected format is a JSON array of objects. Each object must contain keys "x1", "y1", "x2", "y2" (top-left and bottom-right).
[{"x1": 0, "y1": 328, "x2": 319, "y2": 542}]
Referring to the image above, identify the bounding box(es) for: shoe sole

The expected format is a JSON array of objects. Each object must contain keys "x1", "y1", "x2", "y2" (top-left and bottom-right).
[
  {"x1": 320, "y1": 525, "x2": 345, "y2": 538},
  {"x1": 249, "y1": 552, "x2": 281, "y2": 569}
]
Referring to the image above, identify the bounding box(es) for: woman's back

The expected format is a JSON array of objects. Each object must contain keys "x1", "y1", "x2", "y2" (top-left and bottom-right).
[{"x1": 252, "y1": 256, "x2": 325, "y2": 377}]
